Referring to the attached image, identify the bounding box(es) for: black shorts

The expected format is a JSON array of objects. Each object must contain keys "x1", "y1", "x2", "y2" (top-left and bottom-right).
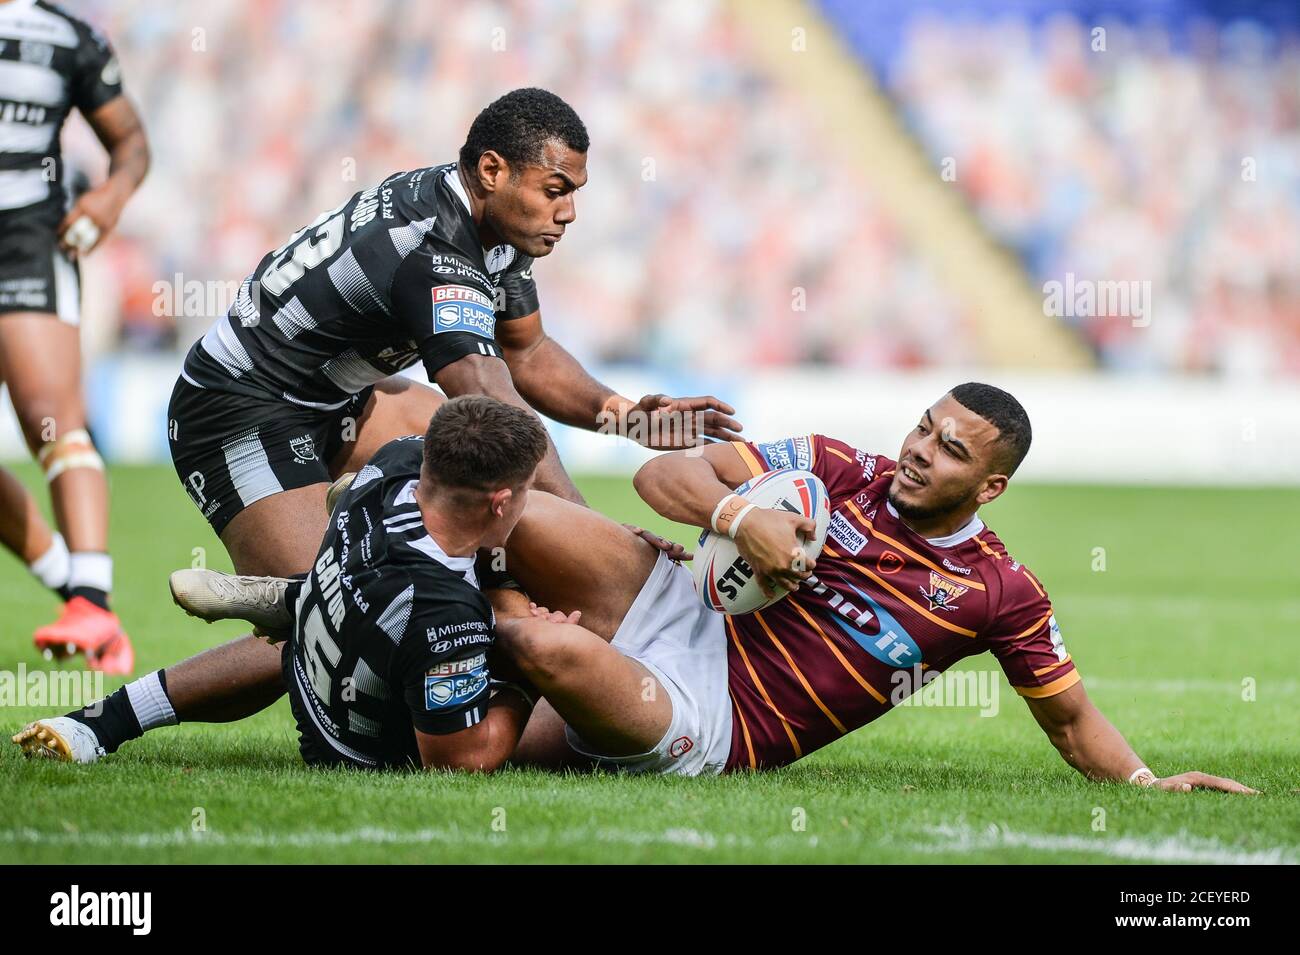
[
  {"x1": 0, "y1": 202, "x2": 81, "y2": 323},
  {"x1": 167, "y1": 378, "x2": 373, "y2": 535}
]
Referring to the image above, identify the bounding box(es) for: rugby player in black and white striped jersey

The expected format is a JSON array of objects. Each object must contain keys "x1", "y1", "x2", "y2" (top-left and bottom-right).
[
  {"x1": 150, "y1": 89, "x2": 740, "y2": 734},
  {"x1": 0, "y1": 0, "x2": 148, "y2": 673}
]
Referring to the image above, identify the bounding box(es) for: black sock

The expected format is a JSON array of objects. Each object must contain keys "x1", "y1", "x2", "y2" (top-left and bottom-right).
[
  {"x1": 70, "y1": 586, "x2": 110, "y2": 611},
  {"x1": 66, "y1": 670, "x2": 178, "y2": 754},
  {"x1": 56, "y1": 583, "x2": 73, "y2": 602},
  {"x1": 66, "y1": 687, "x2": 140, "y2": 754}
]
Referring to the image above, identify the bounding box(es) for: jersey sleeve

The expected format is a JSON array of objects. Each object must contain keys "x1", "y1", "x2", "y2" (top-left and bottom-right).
[
  {"x1": 390, "y1": 247, "x2": 504, "y2": 379},
  {"x1": 984, "y1": 567, "x2": 1079, "y2": 699},
  {"x1": 732, "y1": 434, "x2": 882, "y2": 501},
  {"x1": 496, "y1": 254, "x2": 538, "y2": 321},
  {"x1": 475, "y1": 550, "x2": 521, "y2": 593},
  {"x1": 70, "y1": 19, "x2": 124, "y2": 115},
  {"x1": 398, "y1": 596, "x2": 493, "y2": 735}
]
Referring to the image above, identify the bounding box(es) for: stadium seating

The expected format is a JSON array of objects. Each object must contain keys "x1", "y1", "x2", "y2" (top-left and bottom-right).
[
  {"x1": 820, "y1": 0, "x2": 1300, "y2": 376},
  {"x1": 65, "y1": 0, "x2": 1300, "y2": 377}
]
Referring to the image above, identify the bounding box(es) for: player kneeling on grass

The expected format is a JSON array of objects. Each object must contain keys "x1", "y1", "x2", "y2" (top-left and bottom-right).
[{"x1": 14, "y1": 396, "x2": 544, "y2": 772}]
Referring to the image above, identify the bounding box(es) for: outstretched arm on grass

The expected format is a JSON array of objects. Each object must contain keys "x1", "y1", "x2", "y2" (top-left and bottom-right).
[{"x1": 1024, "y1": 682, "x2": 1257, "y2": 793}]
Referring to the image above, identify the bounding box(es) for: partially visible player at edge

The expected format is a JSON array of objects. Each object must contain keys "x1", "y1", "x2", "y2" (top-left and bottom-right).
[
  {"x1": 154, "y1": 87, "x2": 737, "y2": 726},
  {"x1": 0, "y1": 0, "x2": 149, "y2": 673}
]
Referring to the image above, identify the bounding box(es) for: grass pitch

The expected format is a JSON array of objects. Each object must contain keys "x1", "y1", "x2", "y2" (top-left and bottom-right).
[{"x1": 0, "y1": 463, "x2": 1296, "y2": 864}]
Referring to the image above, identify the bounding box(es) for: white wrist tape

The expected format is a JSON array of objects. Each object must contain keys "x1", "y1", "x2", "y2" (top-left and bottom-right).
[
  {"x1": 1128, "y1": 766, "x2": 1157, "y2": 786},
  {"x1": 727, "y1": 503, "x2": 758, "y2": 540},
  {"x1": 63, "y1": 215, "x2": 100, "y2": 253},
  {"x1": 709, "y1": 494, "x2": 739, "y2": 534}
]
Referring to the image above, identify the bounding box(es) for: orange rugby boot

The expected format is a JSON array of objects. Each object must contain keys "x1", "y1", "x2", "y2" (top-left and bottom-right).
[{"x1": 32, "y1": 596, "x2": 135, "y2": 674}]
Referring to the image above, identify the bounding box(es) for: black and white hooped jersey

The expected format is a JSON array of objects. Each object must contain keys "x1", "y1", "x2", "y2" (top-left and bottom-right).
[
  {"x1": 0, "y1": 0, "x2": 122, "y2": 213},
  {"x1": 288, "y1": 436, "x2": 506, "y2": 768},
  {"x1": 180, "y1": 163, "x2": 540, "y2": 410}
]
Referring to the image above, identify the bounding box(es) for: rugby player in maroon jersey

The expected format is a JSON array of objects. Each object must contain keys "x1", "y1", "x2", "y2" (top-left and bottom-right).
[{"x1": 486, "y1": 382, "x2": 1255, "y2": 790}]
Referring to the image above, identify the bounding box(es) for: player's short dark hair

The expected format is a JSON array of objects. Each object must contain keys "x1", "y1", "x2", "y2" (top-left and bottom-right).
[
  {"x1": 423, "y1": 395, "x2": 548, "y2": 491},
  {"x1": 458, "y1": 87, "x2": 589, "y2": 176},
  {"x1": 949, "y1": 382, "x2": 1032, "y2": 476}
]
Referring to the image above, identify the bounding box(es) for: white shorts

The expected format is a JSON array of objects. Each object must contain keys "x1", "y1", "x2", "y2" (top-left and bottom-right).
[{"x1": 565, "y1": 552, "x2": 732, "y2": 777}]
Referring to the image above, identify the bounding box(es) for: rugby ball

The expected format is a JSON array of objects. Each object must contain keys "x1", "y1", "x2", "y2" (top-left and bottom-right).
[{"x1": 692, "y1": 469, "x2": 830, "y2": 615}]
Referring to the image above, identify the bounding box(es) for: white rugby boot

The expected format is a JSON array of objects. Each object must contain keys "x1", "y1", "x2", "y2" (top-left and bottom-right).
[
  {"x1": 12, "y1": 717, "x2": 105, "y2": 764},
  {"x1": 169, "y1": 569, "x2": 294, "y2": 638}
]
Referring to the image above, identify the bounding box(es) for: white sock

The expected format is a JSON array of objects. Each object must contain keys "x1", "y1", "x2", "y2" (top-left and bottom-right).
[
  {"x1": 68, "y1": 551, "x2": 113, "y2": 593},
  {"x1": 124, "y1": 672, "x2": 177, "y2": 732},
  {"x1": 29, "y1": 533, "x2": 70, "y2": 591}
]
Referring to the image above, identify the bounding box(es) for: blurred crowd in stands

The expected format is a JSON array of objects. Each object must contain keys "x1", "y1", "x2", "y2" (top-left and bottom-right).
[
  {"x1": 66, "y1": 1, "x2": 1298, "y2": 377},
  {"x1": 886, "y1": 12, "x2": 1300, "y2": 376}
]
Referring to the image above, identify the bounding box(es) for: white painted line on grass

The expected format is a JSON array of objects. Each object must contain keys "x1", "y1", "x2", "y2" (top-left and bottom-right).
[
  {"x1": 912, "y1": 823, "x2": 1298, "y2": 865},
  {"x1": 0, "y1": 826, "x2": 743, "y2": 852},
  {"x1": 5, "y1": 824, "x2": 1290, "y2": 863}
]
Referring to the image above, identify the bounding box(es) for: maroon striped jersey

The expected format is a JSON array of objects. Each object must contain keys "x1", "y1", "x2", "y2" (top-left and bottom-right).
[{"x1": 723, "y1": 434, "x2": 1078, "y2": 771}]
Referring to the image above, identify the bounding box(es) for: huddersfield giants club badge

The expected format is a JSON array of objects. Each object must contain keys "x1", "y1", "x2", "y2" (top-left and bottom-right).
[{"x1": 920, "y1": 571, "x2": 968, "y2": 612}]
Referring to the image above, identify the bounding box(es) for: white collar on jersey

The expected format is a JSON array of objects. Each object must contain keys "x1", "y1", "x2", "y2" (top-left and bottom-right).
[
  {"x1": 394, "y1": 479, "x2": 479, "y2": 584},
  {"x1": 885, "y1": 501, "x2": 985, "y2": 548},
  {"x1": 406, "y1": 534, "x2": 479, "y2": 587},
  {"x1": 444, "y1": 165, "x2": 472, "y2": 214}
]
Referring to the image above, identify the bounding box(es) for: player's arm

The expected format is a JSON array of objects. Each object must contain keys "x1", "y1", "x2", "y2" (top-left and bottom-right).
[
  {"x1": 62, "y1": 97, "x2": 150, "y2": 252},
  {"x1": 434, "y1": 352, "x2": 585, "y2": 505},
  {"x1": 496, "y1": 312, "x2": 743, "y2": 448},
  {"x1": 402, "y1": 594, "x2": 534, "y2": 772},
  {"x1": 412, "y1": 686, "x2": 532, "y2": 773},
  {"x1": 392, "y1": 255, "x2": 585, "y2": 504},
  {"x1": 634, "y1": 444, "x2": 815, "y2": 595},
  {"x1": 59, "y1": 27, "x2": 149, "y2": 255},
  {"x1": 495, "y1": 311, "x2": 618, "y2": 428},
  {"x1": 1024, "y1": 682, "x2": 1257, "y2": 794}
]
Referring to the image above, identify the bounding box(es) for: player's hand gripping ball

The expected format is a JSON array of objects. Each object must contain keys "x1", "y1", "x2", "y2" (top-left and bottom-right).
[{"x1": 692, "y1": 469, "x2": 829, "y2": 615}]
